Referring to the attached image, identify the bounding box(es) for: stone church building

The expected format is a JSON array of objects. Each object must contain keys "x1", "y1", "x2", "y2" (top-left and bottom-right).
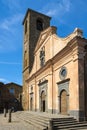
[{"x1": 22, "y1": 9, "x2": 87, "y2": 121}]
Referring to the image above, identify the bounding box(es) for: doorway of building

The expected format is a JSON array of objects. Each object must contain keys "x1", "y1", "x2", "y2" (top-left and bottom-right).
[
  {"x1": 30, "y1": 98, "x2": 33, "y2": 111},
  {"x1": 41, "y1": 91, "x2": 45, "y2": 112},
  {"x1": 60, "y1": 90, "x2": 67, "y2": 114}
]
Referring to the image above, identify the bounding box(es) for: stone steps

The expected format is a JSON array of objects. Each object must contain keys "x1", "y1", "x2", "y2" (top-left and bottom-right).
[
  {"x1": 16, "y1": 111, "x2": 49, "y2": 130},
  {"x1": 18, "y1": 115, "x2": 47, "y2": 130},
  {"x1": 15, "y1": 111, "x2": 87, "y2": 130},
  {"x1": 53, "y1": 121, "x2": 87, "y2": 130}
]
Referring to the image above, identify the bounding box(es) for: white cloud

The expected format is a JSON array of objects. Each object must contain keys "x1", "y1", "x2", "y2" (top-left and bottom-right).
[
  {"x1": 0, "y1": 13, "x2": 23, "y2": 31},
  {"x1": 0, "y1": 78, "x2": 10, "y2": 83},
  {"x1": 1, "y1": 0, "x2": 21, "y2": 11},
  {"x1": 42, "y1": 0, "x2": 71, "y2": 17},
  {"x1": 0, "y1": 13, "x2": 23, "y2": 52}
]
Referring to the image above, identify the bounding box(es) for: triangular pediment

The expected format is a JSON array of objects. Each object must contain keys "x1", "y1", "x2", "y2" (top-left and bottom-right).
[{"x1": 35, "y1": 26, "x2": 57, "y2": 53}]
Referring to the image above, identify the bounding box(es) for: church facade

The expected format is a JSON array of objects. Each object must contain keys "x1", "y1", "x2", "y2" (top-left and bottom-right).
[{"x1": 22, "y1": 9, "x2": 87, "y2": 121}]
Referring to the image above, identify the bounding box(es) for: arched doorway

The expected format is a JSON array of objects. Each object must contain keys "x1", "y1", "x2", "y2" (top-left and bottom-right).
[
  {"x1": 41, "y1": 91, "x2": 45, "y2": 112},
  {"x1": 30, "y1": 98, "x2": 33, "y2": 111},
  {"x1": 60, "y1": 90, "x2": 67, "y2": 114}
]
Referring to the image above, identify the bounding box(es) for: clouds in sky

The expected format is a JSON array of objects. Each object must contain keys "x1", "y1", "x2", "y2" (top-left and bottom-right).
[
  {"x1": 0, "y1": 78, "x2": 10, "y2": 84},
  {"x1": 0, "y1": 14, "x2": 23, "y2": 31},
  {"x1": 0, "y1": 13, "x2": 24, "y2": 52},
  {"x1": 42, "y1": 0, "x2": 71, "y2": 17},
  {"x1": 0, "y1": 0, "x2": 72, "y2": 52},
  {"x1": 1, "y1": 0, "x2": 21, "y2": 12},
  {"x1": 0, "y1": 0, "x2": 24, "y2": 52}
]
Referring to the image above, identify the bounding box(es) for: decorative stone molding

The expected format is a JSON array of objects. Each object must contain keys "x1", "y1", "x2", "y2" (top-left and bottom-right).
[
  {"x1": 59, "y1": 66, "x2": 67, "y2": 80},
  {"x1": 57, "y1": 79, "x2": 70, "y2": 114},
  {"x1": 38, "y1": 80, "x2": 48, "y2": 112},
  {"x1": 74, "y1": 28, "x2": 83, "y2": 38}
]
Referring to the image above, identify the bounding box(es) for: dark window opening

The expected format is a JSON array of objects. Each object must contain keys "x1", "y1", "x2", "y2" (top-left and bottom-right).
[{"x1": 37, "y1": 19, "x2": 43, "y2": 31}]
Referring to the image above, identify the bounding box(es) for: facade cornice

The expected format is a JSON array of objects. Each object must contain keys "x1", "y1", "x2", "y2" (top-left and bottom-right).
[{"x1": 26, "y1": 59, "x2": 52, "y2": 82}]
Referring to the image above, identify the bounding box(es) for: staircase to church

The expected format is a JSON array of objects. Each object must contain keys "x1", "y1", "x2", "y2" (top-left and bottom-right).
[{"x1": 15, "y1": 111, "x2": 87, "y2": 130}]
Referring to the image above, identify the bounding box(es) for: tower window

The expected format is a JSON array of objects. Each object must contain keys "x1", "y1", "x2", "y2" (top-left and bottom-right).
[
  {"x1": 36, "y1": 19, "x2": 43, "y2": 31},
  {"x1": 25, "y1": 20, "x2": 27, "y2": 34}
]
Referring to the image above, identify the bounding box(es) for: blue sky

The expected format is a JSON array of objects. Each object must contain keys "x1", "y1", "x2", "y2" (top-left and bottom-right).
[{"x1": 0, "y1": 0, "x2": 87, "y2": 85}]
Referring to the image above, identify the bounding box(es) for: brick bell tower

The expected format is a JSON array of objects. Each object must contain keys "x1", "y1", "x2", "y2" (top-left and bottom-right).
[{"x1": 22, "y1": 9, "x2": 51, "y2": 110}]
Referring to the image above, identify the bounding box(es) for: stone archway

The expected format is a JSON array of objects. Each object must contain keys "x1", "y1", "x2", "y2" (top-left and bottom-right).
[
  {"x1": 60, "y1": 90, "x2": 67, "y2": 114},
  {"x1": 41, "y1": 91, "x2": 45, "y2": 112},
  {"x1": 57, "y1": 79, "x2": 70, "y2": 115}
]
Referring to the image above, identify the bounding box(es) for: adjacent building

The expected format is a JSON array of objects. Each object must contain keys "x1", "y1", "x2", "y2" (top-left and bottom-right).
[
  {"x1": 22, "y1": 9, "x2": 87, "y2": 121},
  {"x1": 0, "y1": 82, "x2": 22, "y2": 112},
  {"x1": 0, "y1": 82, "x2": 10, "y2": 112}
]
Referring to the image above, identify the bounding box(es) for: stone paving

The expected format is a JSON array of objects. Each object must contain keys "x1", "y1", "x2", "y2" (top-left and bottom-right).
[{"x1": 0, "y1": 113, "x2": 33, "y2": 130}]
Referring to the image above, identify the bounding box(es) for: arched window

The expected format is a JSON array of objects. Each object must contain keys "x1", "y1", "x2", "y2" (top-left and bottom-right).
[{"x1": 36, "y1": 18, "x2": 43, "y2": 31}]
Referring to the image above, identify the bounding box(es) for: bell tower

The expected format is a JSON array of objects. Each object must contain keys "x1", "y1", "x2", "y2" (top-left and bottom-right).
[{"x1": 22, "y1": 9, "x2": 51, "y2": 110}]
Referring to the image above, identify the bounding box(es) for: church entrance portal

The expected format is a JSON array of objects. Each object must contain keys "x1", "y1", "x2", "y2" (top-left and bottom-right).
[
  {"x1": 60, "y1": 90, "x2": 67, "y2": 114},
  {"x1": 41, "y1": 91, "x2": 45, "y2": 112}
]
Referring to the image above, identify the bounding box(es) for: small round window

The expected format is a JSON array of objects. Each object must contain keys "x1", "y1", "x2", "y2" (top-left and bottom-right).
[{"x1": 59, "y1": 67, "x2": 67, "y2": 80}]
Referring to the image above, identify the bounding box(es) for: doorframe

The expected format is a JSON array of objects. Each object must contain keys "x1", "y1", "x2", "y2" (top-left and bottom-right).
[
  {"x1": 41, "y1": 90, "x2": 46, "y2": 112},
  {"x1": 38, "y1": 80, "x2": 48, "y2": 112},
  {"x1": 57, "y1": 78, "x2": 70, "y2": 115}
]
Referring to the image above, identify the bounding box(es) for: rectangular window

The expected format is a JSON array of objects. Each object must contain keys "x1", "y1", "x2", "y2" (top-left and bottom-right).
[{"x1": 9, "y1": 88, "x2": 14, "y2": 94}]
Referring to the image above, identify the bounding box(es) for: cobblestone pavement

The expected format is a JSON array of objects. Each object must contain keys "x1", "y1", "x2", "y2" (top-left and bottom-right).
[{"x1": 0, "y1": 113, "x2": 33, "y2": 130}]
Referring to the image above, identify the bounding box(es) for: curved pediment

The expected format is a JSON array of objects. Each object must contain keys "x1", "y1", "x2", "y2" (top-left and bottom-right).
[{"x1": 34, "y1": 26, "x2": 57, "y2": 53}]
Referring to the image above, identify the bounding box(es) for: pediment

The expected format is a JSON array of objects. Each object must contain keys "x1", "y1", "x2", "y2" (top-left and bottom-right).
[{"x1": 35, "y1": 26, "x2": 57, "y2": 53}]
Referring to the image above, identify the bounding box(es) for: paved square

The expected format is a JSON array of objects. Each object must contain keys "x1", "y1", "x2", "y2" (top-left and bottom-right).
[{"x1": 0, "y1": 113, "x2": 33, "y2": 130}]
